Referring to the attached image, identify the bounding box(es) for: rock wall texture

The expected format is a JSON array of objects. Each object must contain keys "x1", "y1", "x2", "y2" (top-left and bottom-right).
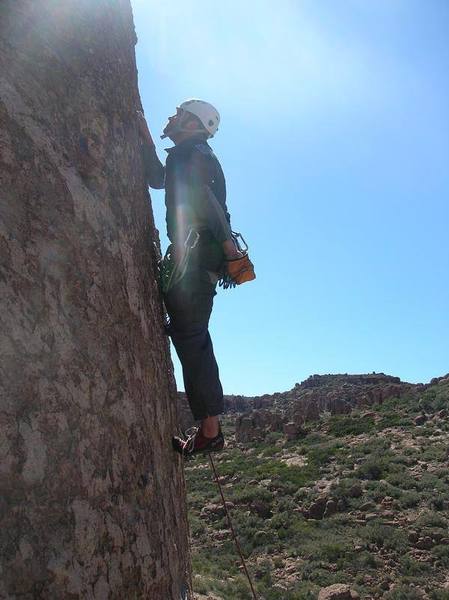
[{"x1": 0, "y1": 1, "x2": 191, "y2": 598}]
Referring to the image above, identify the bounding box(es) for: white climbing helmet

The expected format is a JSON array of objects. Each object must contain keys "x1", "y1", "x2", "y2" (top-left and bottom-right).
[{"x1": 179, "y1": 99, "x2": 220, "y2": 137}]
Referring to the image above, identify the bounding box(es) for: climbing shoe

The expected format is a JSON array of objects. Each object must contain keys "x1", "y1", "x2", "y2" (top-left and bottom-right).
[{"x1": 172, "y1": 425, "x2": 225, "y2": 458}]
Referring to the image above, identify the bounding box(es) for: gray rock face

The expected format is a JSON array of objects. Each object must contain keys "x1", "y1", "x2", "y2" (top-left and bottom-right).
[
  {"x1": 0, "y1": 1, "x2": 190, "y2": 598},
  {"x1": 235, "y1": 409, "x2": 284, "y2": 442}
]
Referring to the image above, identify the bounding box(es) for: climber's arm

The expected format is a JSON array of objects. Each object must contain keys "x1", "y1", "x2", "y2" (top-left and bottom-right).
[
  {"x1": 141, "y1": 142, "x2": 165, "y2": 189},
  {"x1": 137, "y1": 111, "x2": 165, "y2": 189},
  {"x1": 181, "y1": 151, "x2": 240, "y2": 258},
  {"x1": 200, "y1": 185, "x2": 234, "y2": 246}
]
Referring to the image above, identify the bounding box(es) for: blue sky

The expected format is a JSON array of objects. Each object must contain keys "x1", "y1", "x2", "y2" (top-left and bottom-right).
[{"x1": 131, "y1": 0, "x2": 449, "y2": 395}]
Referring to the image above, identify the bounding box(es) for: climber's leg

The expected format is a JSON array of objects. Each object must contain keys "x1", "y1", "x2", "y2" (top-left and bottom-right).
[{"x1": 164, "y1": 270, "x2": 224, "y2": 421}]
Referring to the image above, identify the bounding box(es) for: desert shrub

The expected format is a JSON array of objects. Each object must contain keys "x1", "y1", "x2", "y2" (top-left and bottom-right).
[
  {"x1": 377, "y1": 392, "x2": 420, "y2": 415},
  {"x1": 386, "y1": 471, "x2": 418, "y2": 490},
  {"x1": 356, "y1": 453, "x2": 391, "y2": 480},
  {"x1": 283, "y1": 580, "x2": 321, "y2": 600},
  {"x1": 434, "y1": 467, "x2": 449, "y2": 480},
  {"x1": 289, "y1": 515, "x2": 317, "y2": 537},
  {"x1": 277, "y1": 496, "x2": 297, "y2": 513},
  {"x1": 420, "y1": 384, "x2": 449, "y2": 412},
  {"x1": 330, "y1": 477, "x2": 361, "y2": 497},
  {"x1": 391, "y1": 453, "x2": 415, "y2": 467},
  {"x1": 327, "y1": 414, "x2": 376, "y2": 437},
  {"x1": 215, "y1": 574, "x2": 253, "y2": 600},
  {"x1": 319, "y1": 541, "x2": 348, "y2": 562},
  {"x1": 414, "y1": 472, "x2": 443, "y2": 492},
  {"x1": 265, "y1": 431, "x2": 284, "y2": 444},
  {"x1": 269, "y1": 511, "x2": 291, "y2": 531},
  {"x1": 353, "y1": 551, "x2": 379, "y2": 569},
  {"x1": 377, "y1": 413, "x2": 412, "y2": 429},
  {"x1": 400, "y1": 554, "x2": 432, "y2": 575},
  {"x1": 415, "y1": 510, "x2": 447, "y2": 529},
  {"x1": 189, "y1": 513, "x2": 207, "y2": 537},
  {"x1": 360, "y1": 523, "x2": 408, "y2": 551},
  {"x1": 359, "y1": 437, "x2": 392, "y2": 454},
  {"x1": 254, "y1": 459, "x2": 319, "y2": 488},
  {"x1": 365, "y1": 479, "x2": 398, "y2": 501},
  {"x1": 231, "y1": 485, "x2": 272, "y2": 505},
  {"x1": 294, "y1": 487, "x2": 310, "y2": 501},
  {"x1": 431, "y1": 544, "x2": 449, "y2": 567},
  {"x1": 300, "y1": 561, "x2": 340, "y2": 585},
  {"x1": 429, "y1": 591, "x2": 449, "y2": 600},
  {"x1": 420, "y1": 444, "x2": 447, "y2": 463},
  {"x1": 398, "y1": 490, "x2": 421, "y2": 508},
  {"x1": 307, "y1": 442, "x2": 344, "y2": 466},
  {"x1": 385, "y1": 586, "x2": 424, "y2": 600},
  {"x1": 260, "y1": 445, "x2": 280, "y2": 457},
  {"x1": 430, "y1": 493, "x2": 449, "y2": 511}
]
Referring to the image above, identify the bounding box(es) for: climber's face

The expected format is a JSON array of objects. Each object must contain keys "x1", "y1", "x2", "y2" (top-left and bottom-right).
[
  {"x1": 162, "y1": 108, "x2": 202, "y2": 143},
  {"x1": 162, "y1": 108, "x2": 186, "y2": 141}
]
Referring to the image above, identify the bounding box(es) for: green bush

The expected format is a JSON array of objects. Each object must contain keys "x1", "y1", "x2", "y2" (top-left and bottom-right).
[
  {"x1": 431, "y1": 494, "x2": 449, "y2": 511},
  {"x1": 385, "y1": 586, "x2": 424, "y2": 600},
  {"x1": 385, "y1": 471, "x2": 417, "y2": 490},
  {"x1": 400, "y1": 554, "x2": 432, "y2": 575},
  {"x1": 431, "y1": 544, "x2": 449, "y2": 567},
  {"x1": 307, "y1": 442, "x2": 344, "y2": 466},
  {"x1": 260, "y1": 444, "x2": 281, "y2": 457},
  {"x1": 429, "y1": 591, "x2": 449, "y2": 600},
  {"x1": 356, "y1": 454, "x2": 388, "y2": 480},
  {"x1": 231, "y1": 485, "x2": 272, "y2": 505},
  {"x1": 354, "y1": 551, "x2": 378, "y2": 569},
  {"x1": 327, "y1": 415, "x2": 376, "y2": 437},
  {"x1": 376, "y1": 413, "x2": 411, "y2": 429},
  {"x1": 319, "y1": 541, "x2": 348, "y2": 562},
  {"x1": 398, "y1": 490, "x2": 421, "y2": 508},
  {"x1": 360, "y1": 523, "x2": 408, "y2": 551},
  {"x1": 415, "y1": 511, "x2": 447, "y2": 529}
]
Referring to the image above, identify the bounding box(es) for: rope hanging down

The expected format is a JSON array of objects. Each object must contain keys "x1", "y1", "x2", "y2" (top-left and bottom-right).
[{"x1": 208, "y1": 452, "x2": 258, "y2": 600}]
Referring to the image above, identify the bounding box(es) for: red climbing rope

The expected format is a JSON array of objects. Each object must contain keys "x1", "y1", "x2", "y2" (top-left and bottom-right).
[{"x1": 208, "y1": 452, "x2": 258, "y2": 600}]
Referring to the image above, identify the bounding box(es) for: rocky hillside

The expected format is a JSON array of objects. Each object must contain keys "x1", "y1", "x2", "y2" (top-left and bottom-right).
[
  {"x1": 185, "y1": 376, "x2": 449, "y2": 599},
  {"x1": 178, "y1": 372, "x2": 441, "y2": 442}
]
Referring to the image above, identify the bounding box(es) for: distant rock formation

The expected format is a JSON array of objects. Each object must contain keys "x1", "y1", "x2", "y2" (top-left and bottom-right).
[
  {"x1": 289, "y1": 372, "x2": 417, "y2": 427},
  {"x1": 0, "y1": 1, "x2": 190, "y2": 598},
  {"x1": 178, "y1": 373, "x2": 424, "y2": 443}
]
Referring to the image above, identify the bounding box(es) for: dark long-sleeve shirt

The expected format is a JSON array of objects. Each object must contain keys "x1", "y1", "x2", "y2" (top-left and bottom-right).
[{"x1": 142, "y1": 137, "x2": 232, "y2": 272}]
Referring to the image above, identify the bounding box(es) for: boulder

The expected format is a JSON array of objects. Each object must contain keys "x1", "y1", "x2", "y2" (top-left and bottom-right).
[
  {"x1": 323, "y1": 499, "x2": 338, "y2": 518},
  {"x1": 318, "y1": 583, "x2": 359, "y2": 600},
  {"x1": 283, "y1": 421, "x2": 301, "y2": 440},
  {"x1": 415, "y1": 536, "x2": 433, "y2": 550},
  {"x1": 250, "y1": 500, "x2": 273, "y2": 519},
  {"x1": 414, "y1": 414, "x2": 427, "y2": 426},
  {"x1": 348, "y1": 483, "x2": 363, "y2": 498},
  {"x1": 305, "y1": 496, "x2": 328, "y2": 520}
]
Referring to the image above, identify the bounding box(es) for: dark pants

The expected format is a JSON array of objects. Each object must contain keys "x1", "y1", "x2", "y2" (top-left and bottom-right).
[{"x1": 164, "y1": 269, "x2": 224, "y2": 421}]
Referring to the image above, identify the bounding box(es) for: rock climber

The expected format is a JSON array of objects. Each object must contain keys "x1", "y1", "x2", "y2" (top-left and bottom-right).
[{"x1": 137, "y1": 99, "x2": 242, "y2": 457}]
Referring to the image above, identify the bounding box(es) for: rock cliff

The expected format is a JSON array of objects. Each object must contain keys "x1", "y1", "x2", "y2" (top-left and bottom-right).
[{"x1": 0, "y1": 1, "x2": 190, "y2": 598}]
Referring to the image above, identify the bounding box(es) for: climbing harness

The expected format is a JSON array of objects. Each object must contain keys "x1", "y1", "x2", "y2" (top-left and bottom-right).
[
  {"x1": 218, "y1": 231, "x2": 256, "y2": 289},
  {"x1": 160, "y1": 228, "x2": 200, "y2": 294},
  {"x1": 207, "y1": 452, "x2": 258, "y2": 600}
]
